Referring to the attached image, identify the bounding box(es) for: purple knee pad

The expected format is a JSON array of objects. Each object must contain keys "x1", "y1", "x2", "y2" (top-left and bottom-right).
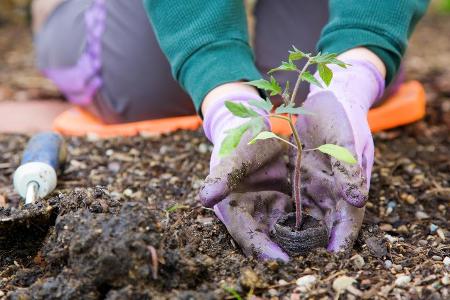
[{"x1": 42, "y1": 0, "x2": 105, "y2": 105}]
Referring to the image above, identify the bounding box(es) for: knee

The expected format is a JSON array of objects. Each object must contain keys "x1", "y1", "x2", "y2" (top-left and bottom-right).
[{"x1": 90, "y1": 85, "x2": 195, "y2": 124}]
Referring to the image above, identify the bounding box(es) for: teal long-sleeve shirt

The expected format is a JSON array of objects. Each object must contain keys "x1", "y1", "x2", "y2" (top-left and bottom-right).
[{"x1": 144, "y1": 0, "x2": 430, "y2": 112}]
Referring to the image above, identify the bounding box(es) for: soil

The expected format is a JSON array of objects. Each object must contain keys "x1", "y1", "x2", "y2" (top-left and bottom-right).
[{"x1": 0, "y1": 8, "x2": 449, "y2": 300}]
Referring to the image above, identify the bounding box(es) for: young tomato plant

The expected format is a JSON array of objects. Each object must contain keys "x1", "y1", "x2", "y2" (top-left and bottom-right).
[{"x1": 220, "y1": 47, "x2": 357, "y2": 230}]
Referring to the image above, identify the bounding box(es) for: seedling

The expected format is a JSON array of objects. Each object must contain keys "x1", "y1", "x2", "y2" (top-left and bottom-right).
[
  {"x1": 220, "y1": 47, "x2": 357, "y2": 232},
  {"x1": 223, "y1": 285, "x2": 255, "y2": 300},
  {"x1": 165, "y1": 203, "x2": 189, "y2": 213}
]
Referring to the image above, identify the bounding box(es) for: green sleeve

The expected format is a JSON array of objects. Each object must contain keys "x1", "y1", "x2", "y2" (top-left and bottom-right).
[
  {"x1": 318, "y1": 0, "x2": 430, "y2": 84},
  {"x1": 143, "y1": 0, "x2": 261, "y2": 112}
]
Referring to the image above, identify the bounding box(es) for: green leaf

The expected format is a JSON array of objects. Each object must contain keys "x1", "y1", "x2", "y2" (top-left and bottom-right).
[
  {"x1": 312, "y1": 53, "x2": 336, "y2": 64},
  {"x1": 249, "y1": 98, "x2": 273, "y2": 112},
  {"x1": 316, "y1": 144, "x2": 357, "y2": 164},
  {"x1": 301, "y1": 71, "x2": 322, "y2": 88},
  {"x1": 248, "y1": 116, "x2": 265, "y2": 135},
  {"x1": 223, "y1": 287, "x2": 243, "y2": 300},
  {"x1": 219, "y1": 123, "x2": 250, "y2": 157},
  {"x1": 268, "y1": 60, "x2": 298, "y2": 74},
  {"x1": 224, "y1": 101, "x2": 259, "y2": 118},
  {"x1": 246, "y1": 77, "x2": 282, "y2": 96},
  {"x1": 312, "y1": 53, "x2": 348, "y2": 68},
  {"x1": 268, "y1": 76, "x2": 282, "y2": 96},
  {"x1": 246, "y1": 79, "x2": 272, "y2": 92},
  {"x1": 328, "y1": 57, "x2": 348, "y2": 68},
  {"x1": 249, "y1": 130, "x2": 298, "y2": 148},
  {"x1": 275, "y1": 103, "x2": 315, "y2": 115},
  {"x1": 313, "y1": 53, "x2": 338, "y2": 64},
  {"x1": 318, "y1": 63, "x2": 333, "y2": 86},
  {"x1": 219, "y1": 117, "x2": 266, "y2": 157},
  {"x1": 248, "y1": 131, "x2": 278, "y2": 144},
  {"x1": 288, "y1": 46, "x2": 309, "y2": 61},
  {"x1": 165, "y1": 204, "x2": 189, "y2": 213}
]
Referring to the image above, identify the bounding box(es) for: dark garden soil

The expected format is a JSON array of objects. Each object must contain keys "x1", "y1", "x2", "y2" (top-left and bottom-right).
[{"x1": 0, "y1": 9, "x2": 449, "y2": 300}]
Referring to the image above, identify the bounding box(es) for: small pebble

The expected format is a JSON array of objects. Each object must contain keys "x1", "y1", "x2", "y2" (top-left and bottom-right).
[
  {"x1": 86, "y1": 133, "x2": 99, "y2": 141},
  {"x1": 196, "y1": 216, "x2": 214, "y2": 226},
  {"x1": 393, "y1": 264, "x2": 403, "y2": 271},
  {"x1": 360, "y1": 279, "x2": 371, "y2": 286},
  {"x1": 324, "y1": 263, "x2": 336, "y2": 272},
  {"x1": 123, "y1": 188, "x2": 133, "y2": 197},
  {"x1": 268, "y1": 288, "x2": 278, "y2": 297},
  {"x1": 418, "y1": 239, "x2": 428, "y2": 246},
  {"x1": 351, "y1": 254, "x2": 365, "y2": 269},
  {"x1": 395, "y1": 275, "x2": 411, "y2": 287},
  {"x1": 442, "y1": 274, "x2": 449, "y2": 286},
  {"x1": 437, "y1": 228, "x2": 446, "y2": 241},
  {"x1": 198, "y1": 143, "x2": 209, "y2": 154},
  {"x1": 240, "y1": 269, "x2": 264, "y2": 289},
  {"x1": 397, "y1": 225, "x2": 409, "y2": 234},
  {"x1": 203, "y1": 256, "x2": 214, "y2": 267},
  {"x1": 192, "y1": 179, "x2": 203, "y2": 189},
  {"x1": 411, "y1": 174, "x2": 425, "y2": 187},
  {"x1": 278, "y1": 279, "x2": 289, "y2": 286},
  {"x1": 107, "y1": 162, "x2": 121, "y2": 173},
  {"x1": 443, "y1": 256, "x2": 450, "y2": 268},
  {"x1": 415, "y1": 211, "x2": 430, "y2": 220},
  {"x1": 384, "y1": 260, "x2": 393, "y2": 269},
  {"x1": 0, "y1": 291, "x2": 4, "y2": 297},
  {"x1": 432, "y1": 255, "x2": 442, "y2": 261},
  {"x1": 333, "y1": 276, "x2": 355, "y2": 293},
  {"x1": 267, "y1": 261, "x2": 279, "y2": 271},
  {"x1": 401, "y1": 193, "x2": 417, "y2": 204},
  {"x1": 429, "y1": 224, "x2": 438, "y2": 233},
  {"x1": 385, "y1": 234, "x2": 397, "y2": 243},
  {"x1": 438, "y1": 204, "x2": 446, "y2": 212},
  {"x1": 129, "y1": 149, "x2": 140, "y2": 156},
  {"x1": 405, "y1": 193, "x2": 417, "y2": 202},
  {"x1": 159, "y1": 145, "x2": 169, "y2": 155},
  {"x1": 380, "y1": 223, "x2": 393, "y2": 231},
  {"x1": 386, "y1": 201, "x2": 396, "y2": 215},
  {"x1": 296, "y1": 275, "x2": 317, "y2": 288}
]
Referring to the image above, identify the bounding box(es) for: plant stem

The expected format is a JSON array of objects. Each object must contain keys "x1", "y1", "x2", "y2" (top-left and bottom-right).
[
  {"x1": 290, "y1": 115, "x2": 303, "y2": 230},
  {"x1": 290, "y1": 59, "x2": 311, "y2": 106},
  {"x1": 288, "y1": 58, "x2": 311, "y2": 230}
]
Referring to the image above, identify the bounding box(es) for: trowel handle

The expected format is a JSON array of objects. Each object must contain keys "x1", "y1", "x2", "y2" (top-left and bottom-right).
[
  {"x1": 21, "y1": 132, "x2": 66, "y2": 171},
  {"x1": 14, "y1": 132, "x2": 66, "y2": 200}
]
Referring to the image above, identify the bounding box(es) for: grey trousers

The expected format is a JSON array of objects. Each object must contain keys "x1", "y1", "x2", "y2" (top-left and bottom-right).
[{"x1": 35, "y1": 0, "x2": 328, "y2": 124}]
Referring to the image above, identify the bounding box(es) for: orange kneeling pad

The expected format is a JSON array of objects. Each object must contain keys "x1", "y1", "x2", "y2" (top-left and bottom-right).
[{"x1": 53, "y1": 81, "x2": 426, "y2": 138}]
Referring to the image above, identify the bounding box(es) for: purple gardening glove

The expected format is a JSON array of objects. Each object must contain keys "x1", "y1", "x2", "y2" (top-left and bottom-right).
[
  {"x1": 296, "y1": 59, "x2": 385, "y2": 252},
  {"x1": 200, "y1": 92, "x2": 292, "y2": 262}
]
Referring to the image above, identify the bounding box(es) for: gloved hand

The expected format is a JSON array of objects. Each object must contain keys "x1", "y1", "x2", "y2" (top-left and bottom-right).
[
  {"x1": 296, "y1": 59, "x2": 385, "y2": 252},
  {"x1": 200, "y1": 91, "x2": 292, "y2": 261}
]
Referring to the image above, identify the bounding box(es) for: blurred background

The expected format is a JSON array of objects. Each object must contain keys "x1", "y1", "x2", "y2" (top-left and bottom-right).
[
  {"x1": 0, "y1": 0, "x2": 61, "y2": 104},
  {"x1": 0, "y1": 0, "x2": 449, "y2": 107}
]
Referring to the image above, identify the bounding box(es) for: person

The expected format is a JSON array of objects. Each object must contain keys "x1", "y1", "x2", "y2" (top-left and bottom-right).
[{"x1": 30, "y1": 0, "x2": 429, "y2": 261}]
